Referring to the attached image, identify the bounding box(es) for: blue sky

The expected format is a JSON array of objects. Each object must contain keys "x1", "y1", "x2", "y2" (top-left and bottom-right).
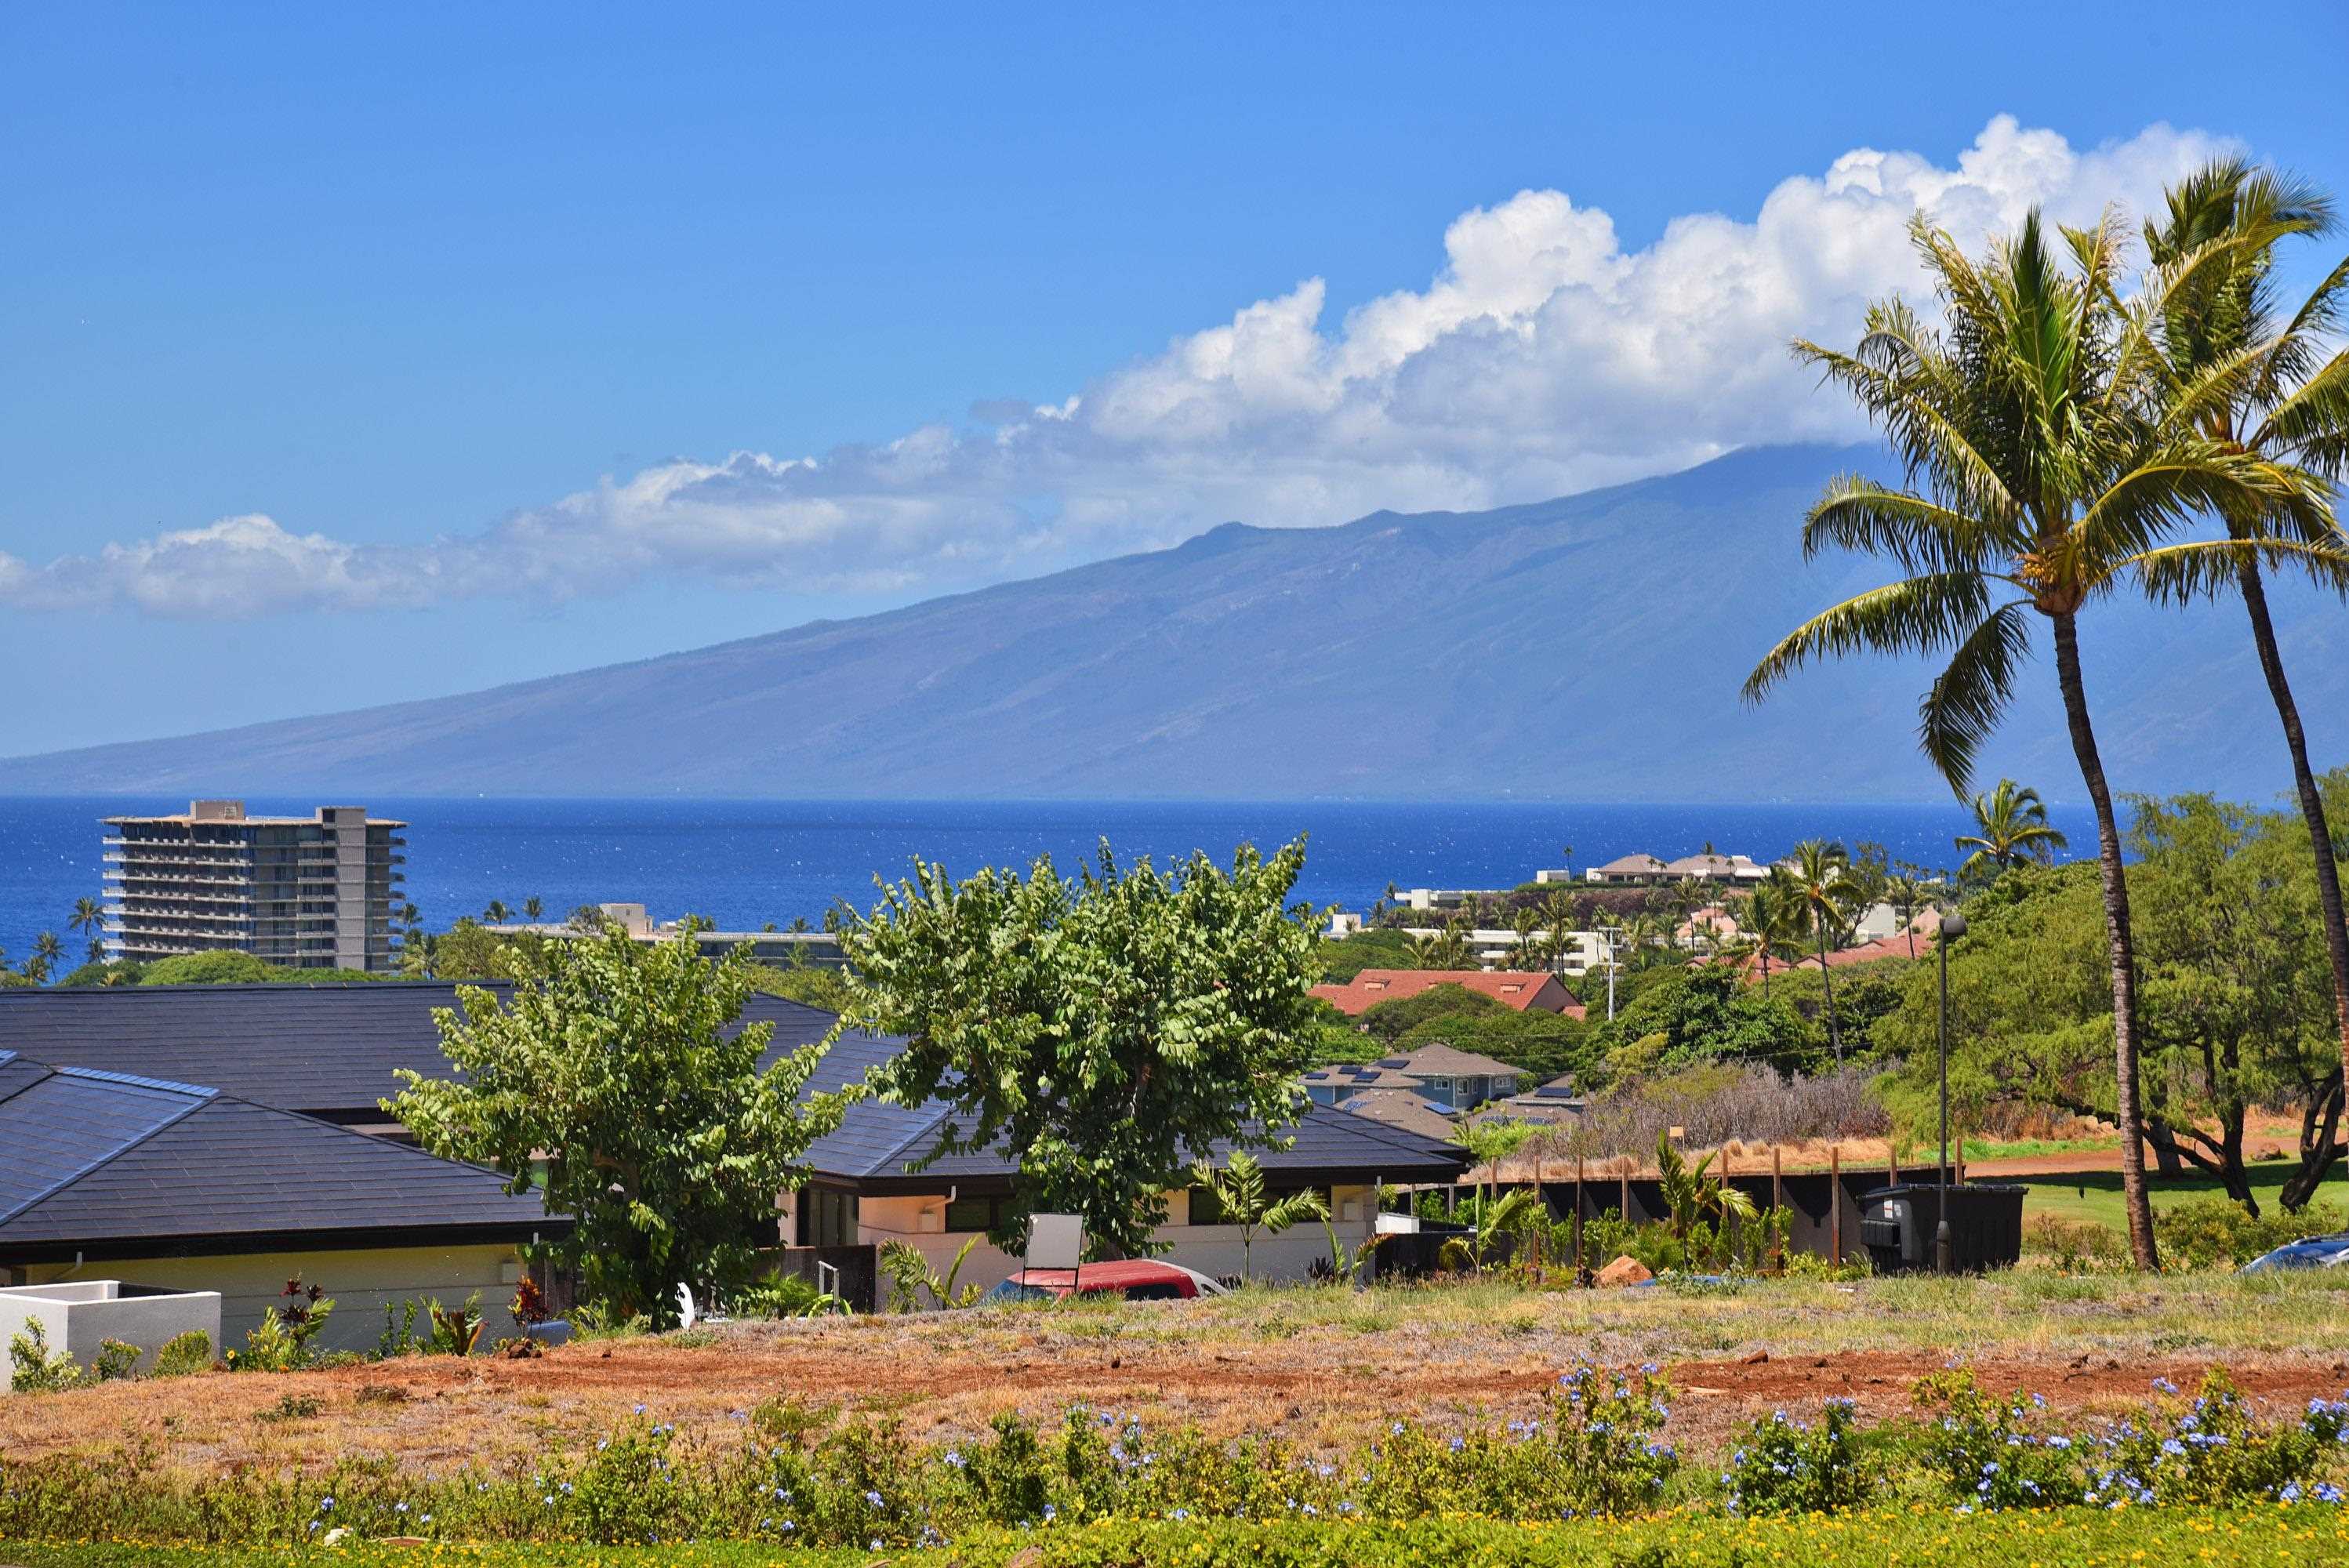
[{"x1": 5, "y1": 2, "x2": 2347, "y2": 753}]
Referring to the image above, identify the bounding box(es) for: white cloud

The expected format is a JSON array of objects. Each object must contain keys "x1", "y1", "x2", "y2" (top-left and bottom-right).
[{"x1": 2, "y1": 115, "x2": 2235, "y2": 620}]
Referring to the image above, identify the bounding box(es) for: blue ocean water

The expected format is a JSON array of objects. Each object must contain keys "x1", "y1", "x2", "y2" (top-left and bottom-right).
[{"x1": 0, "y1": 795, "x2": 2088, "y2": 967}]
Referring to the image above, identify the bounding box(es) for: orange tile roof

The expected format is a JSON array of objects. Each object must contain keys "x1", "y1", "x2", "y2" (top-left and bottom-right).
[{"x1": 1309, "y1": 969, "x2": 1583, "y2": 1018}]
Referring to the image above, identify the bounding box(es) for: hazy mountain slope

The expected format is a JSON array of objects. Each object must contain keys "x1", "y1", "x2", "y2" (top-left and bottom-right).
[{"x1": 5, "y1": 444, "x2": 2344, "y2": 803}]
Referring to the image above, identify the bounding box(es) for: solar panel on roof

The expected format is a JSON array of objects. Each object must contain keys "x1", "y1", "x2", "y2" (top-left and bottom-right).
[
  {"x1": 1537, "y1": 1084, "x2": 1579, "y2": 1098},
  {"x1": 1376, "y1": 1057, "x2": 1409, "y2": 1069}
]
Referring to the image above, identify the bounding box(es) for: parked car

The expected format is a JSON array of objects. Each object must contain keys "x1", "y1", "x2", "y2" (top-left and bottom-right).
[
  {"x1": 2241, "y1": 1233, "x2": 2349, "y2": 1272},
  {"x1": 981, "y1": 1260, "x2": 1229, "y2": 1304}
]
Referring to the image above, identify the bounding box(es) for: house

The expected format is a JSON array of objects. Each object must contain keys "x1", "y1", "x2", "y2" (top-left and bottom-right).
[
  {"x1": 1674, "y1": 906, "x2": 1744, "y2": 950},
  {"x1": 1305, "y1": 1044, "x2": 1527, "y2": 1113},
  {"x1": 0, "y1": 980, "x2": 836, "y2": 1131},
  {"x1": 1310, "y1": 969, "x2": 1585, "y2": 1020},
  {"x1": 1388, "y1": 929, "x2": 1607, "y2": 975},
  {"x1": 784, "y1": 1030, "x2": 1471, "y2": 1291},
  {"x1": 1585, "y1": 853, "x2": 1669, "y2": 884},
  {"x1": 1480, "y1": 1077, "x2": 1587, "y2": 1127},
  {"x1": 1301, "y1": 1063, "x2": 1428, "y2": 1105},
  {"x1": 0, "y1": 982, "x2": 1467, "y2": 1302},
  {"x1": 1338, "y1": 1088, "x2": 1462, "y2": 1143},
  {"x1": 0, "y1": 1051, "x2": 565, "y2": 1353}
]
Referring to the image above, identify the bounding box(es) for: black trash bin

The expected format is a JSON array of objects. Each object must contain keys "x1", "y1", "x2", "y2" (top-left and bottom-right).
[{"x1": 1858, "y1": 1183, "x2": 2025, "y2": 1273}]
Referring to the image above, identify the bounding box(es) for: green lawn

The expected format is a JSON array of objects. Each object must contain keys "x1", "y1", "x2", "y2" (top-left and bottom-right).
[{"x1": 2013, "y1": 1159, "x2": 2349, "y2": 1233}]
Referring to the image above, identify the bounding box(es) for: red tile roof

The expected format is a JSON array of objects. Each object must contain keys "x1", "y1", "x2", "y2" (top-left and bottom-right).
[{"x1": 1310, "y1": 970, "x2": 1584, "y2": 1019}]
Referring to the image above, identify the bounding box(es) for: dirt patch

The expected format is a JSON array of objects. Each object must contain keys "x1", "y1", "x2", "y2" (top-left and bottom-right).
[{"x1": 9, "y1": 1308, "x2": 2348, "y2": 1478}]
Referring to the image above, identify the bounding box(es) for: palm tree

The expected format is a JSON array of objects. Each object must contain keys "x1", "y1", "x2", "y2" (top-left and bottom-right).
[
  {"x1": 483, "y1": 900, "x2": 510, "y2": 926},
  {"x1": 1189, "y1": 1150, "x2": 1329, "y2": 1282},
  {"x1": 1745, "y1": 208, "x2": 2323, "y2": 1269},
  {"x1": 29, "y1": 931, "x2": 63, "y2": 983},
  {"x1": 2140, "y1": 159, "x2": 2349, "y2": 1120},
  {"x1": 1955, "y1": 778, "x2": 2071, "y2": 881},
  {"x1": 1507, "y1": 908, "x2": 1545, "y2": 969},
  {"x1": 68, "y1": 895, "x2": 104, "y2": 945},
  {"x1": 1886, "y1": 871, "x2": 1933, "y2": 960},
  {"x1": 522, "y1": 896, "x2": 544, "y2": 924},
  {"x1": 1407, "y1": 921, "x2": 1471, "y2": 970},
  {"x1": 1743, "y1": 870, "x2": 1801, "y2": 998},
  {"x1": 1784, "y1": 840, "x2": 1861, "y2": 1064}
]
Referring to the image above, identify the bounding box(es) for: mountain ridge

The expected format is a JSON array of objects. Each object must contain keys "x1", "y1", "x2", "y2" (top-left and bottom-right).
[{"x1": 5, "y1": 442, "x2": 2344, "y2": 804}]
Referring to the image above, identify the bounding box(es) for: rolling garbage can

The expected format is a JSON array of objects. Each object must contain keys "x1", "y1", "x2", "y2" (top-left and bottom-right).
[{"x1": 1858, "y1": 1183, "x2": 2025, "y2": 1273}]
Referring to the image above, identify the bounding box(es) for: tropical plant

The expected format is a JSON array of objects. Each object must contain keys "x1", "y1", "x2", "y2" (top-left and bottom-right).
[
  {"x1": 1743, "y1": 869, "x2": 1805, "y2": 997},
  {"x1": 1744, "y1": 208, "x2": 2325, "y2": 1267},
  {"x1": 1434, "y1": 1185, "x2": 1539, "y2": 1272},
  {"x1": 426, "y1": 1294, "x2": 485, "y2": 1356},
  {"x1": 2140, "y1": 158, "x2": 2349, "y2": 1113},
  {"x1": 1885, "y1": 870, "x2": 1935, "y2": 960},
  {"x1": 483, "y1": 900, "x2": 511, "y2": 926},
  {"x1": 1312, "y1": 1213, "x2": 1392, "y2": 1286},
  {"x1": 1955, "y1": 778, "x2": 2071, "y2": 882},
  {"x1": 1457, "y1": 1117, "x2": 1537, "y2": 1213},
  {"x1": 1654, "y1": 1129, "x2": 1758, "y2": 1265},
  {"x1": 878, "y1": 1235, "x2": 986, "y2": 1312},
  {"x1": 1406, "y1": 920, "x2": 1472, "y2": 970},
  {"x1": 1189, "y1": 1149, "x2": 1329, "y2": 1281},
  {"x1": 833, "y1": 839, "x2": 1323, "y2": 1262},
  {"x1": 387, "y1": 920, "x2": 853, "y2": 1325},
  {"x1": 522, "y1": 895, "x2": 544, "y2": 924},
  {"x1": 1784, "y1": 841, "x2": 1862, "y2": 1063},
  {"x1": 67, "y1": 896, "x2": 105, "y2": 962}
]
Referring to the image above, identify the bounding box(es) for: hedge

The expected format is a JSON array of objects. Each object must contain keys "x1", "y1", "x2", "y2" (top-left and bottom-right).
[{"x1": 6, "y1": 1509, "x2": 2349, "y2": 1568}]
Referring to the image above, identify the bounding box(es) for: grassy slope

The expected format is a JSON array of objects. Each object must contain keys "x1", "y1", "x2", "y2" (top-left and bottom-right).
[{"x1": 2011, "y1": 1161, "x2": 2348, "y2": 1232}]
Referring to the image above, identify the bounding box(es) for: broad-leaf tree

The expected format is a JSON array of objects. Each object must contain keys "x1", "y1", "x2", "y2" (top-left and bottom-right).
[
  {"x1": 386, "y1": 920, "x2": 851, "y2": 1325},
  {"x1": 2140, "y1": 159, "x2": 2349, "y2": 1115},
  {"x1": 1746, "y1": 209, "x2": 2321, "y2": 1268},
  {"x1": 1955, "y1": 778, "x2": 2070, "y2": 882},
  {"x1": 830, "y1": 838, "x2": 1323, "y2": 1261}
]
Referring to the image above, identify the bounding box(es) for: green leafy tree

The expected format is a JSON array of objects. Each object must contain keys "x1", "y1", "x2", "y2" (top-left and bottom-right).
[
  {"x1": 1955, "y1": 778, "x2": 2070, "y2": 882},
  {"x1": 1189, "y1": 1149, "x2": 1328, "y2": 1281},
  {"x1": 2141, "y1": 159, "x2": 2349, "y2": 1115},
  {"x1": 385, "y1": 922, "x2": 852, "y2": 1325},
  {"x1": 1405, "y1": 920, "x2": 1472, "y2": 969},
  {"x1": 830, "y1": 838, "x2": 1323, "y2": 1261},
  {"x1": 1745, "y1": 209, "x2": 2324, "y2": 1268}
]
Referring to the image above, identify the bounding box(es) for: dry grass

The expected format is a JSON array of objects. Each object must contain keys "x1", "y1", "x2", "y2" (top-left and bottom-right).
[{"x1": 8, "y1": 1272, "x2": 2349, "y2": 1480}]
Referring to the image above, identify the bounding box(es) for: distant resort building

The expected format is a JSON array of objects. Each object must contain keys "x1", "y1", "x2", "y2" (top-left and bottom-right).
[
  {"x1": 1584, "y1": 851, "x2": 1770, "y2": 886},
  {"x1": 103, "y1": 800, "x2": 405, "y2": 974},
  {"x1": 496, "y1": 902, "x2": 846, "y2": 967}
]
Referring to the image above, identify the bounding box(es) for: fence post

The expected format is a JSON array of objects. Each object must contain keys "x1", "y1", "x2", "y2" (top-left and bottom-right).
[
  {"x1": 1573, "y1": 1156, "x2": 1587, "y2": 1283},
  {"x1": 1771, "y1": 1144, "x2": 1785, "y2": 1272},
  {"x1": 1620, "y1": 1160, "x2": 1632, "y2": 1224},
  {"x1": 1829, "y1": 1145, "x2": 1843, "y2": 1266}
]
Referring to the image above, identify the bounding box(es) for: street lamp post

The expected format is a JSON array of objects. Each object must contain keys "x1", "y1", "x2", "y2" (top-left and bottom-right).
[{"x1": 1936, "y1": 909, "x2": 1968, "y2": 1274}]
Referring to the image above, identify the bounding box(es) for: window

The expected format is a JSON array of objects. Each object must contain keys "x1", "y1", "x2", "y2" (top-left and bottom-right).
[
  {"x1": 797, "y1": 1189, "x2": 859, "y2": 1248},
  {"x1": 943, "y1": 1195, "x2": 1003, "y2": 1234},
  {"x1": 1121, "y1": 1282, "x2": 1184, "y2": 1301}
]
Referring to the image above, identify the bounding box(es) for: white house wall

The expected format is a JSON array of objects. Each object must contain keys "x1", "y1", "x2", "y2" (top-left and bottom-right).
[{"x1": 15, "y1": 1243, "x2": 532, "y2": 1356}]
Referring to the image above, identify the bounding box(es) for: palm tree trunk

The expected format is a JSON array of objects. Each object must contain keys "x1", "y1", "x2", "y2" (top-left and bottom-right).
[
  {"x1": 2052, "y1": 612, "x2": 2158, "y2": 1269},
  {"x1": 1815, "y1": 917, "x2": 1840, "y2": 1065},
  {"x1": 2235, "y1": 559, "x2": 2349, "y2": 1126}
]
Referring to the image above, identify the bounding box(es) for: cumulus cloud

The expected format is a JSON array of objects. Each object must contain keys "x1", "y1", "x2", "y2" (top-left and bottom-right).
[{"x1": 2, "y1": 115, "x2": 2234, "y2": 620}]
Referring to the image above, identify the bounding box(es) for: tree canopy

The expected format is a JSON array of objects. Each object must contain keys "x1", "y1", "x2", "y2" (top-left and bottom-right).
[
  {"x1": 828, "y1": 839, "x2": 1323, "y2": 1260},
  {"x1": 385, "y1": 921, "x2": 851, "y2": 1323}
]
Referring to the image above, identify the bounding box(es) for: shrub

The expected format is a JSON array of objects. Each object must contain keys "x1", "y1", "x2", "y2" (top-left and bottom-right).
[
  {"x1": 2025, "y1": 1213, "x2": 2125, "y2": 1271},
  {"x1": 7, "y1": 1318, "x2": 81, "y2": 1393},
  {"x1": 151, "y1": 1330, "x2": 213, "y2": 1377},
  {"x1": 2095, "y1": 1370, "x2": 2342, "y2": 1504},
  {"x1": 1910, "y1": 1370, "x2": 2089, "y2": 1509},
  {"x1": 1723, "y1": 1398, "x2": 1869, "y2": 1514},
  {"x1": 2154, "y1": 1197, "x2": 2345, "y2": 1270},
  {"x1": 91, "y1": 1338, "x2": 143, "y2": 1382},
  {"x1": 1367, "y1": 1363, "x2": 1679, "y2": 1519},
  {"x1": 376, "y1": 1300, "x2": 423, "y2": 1358}
]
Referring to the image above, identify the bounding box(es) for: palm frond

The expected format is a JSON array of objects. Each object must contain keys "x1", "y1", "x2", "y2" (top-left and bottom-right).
[
  {"x1": 1800, "y1": 476, "x2": 2002, "y2": 575},
  {"x1": 1918, "y1": 601, "x2": 2035, "y2": 793},
  {"x1": 2124, "y1": 538, "x2": 2349, "y2": 605},
  {"x1": 1744, "y1": 572, "x2": 1995, "y2": 704},
  {"x1": 2253, "y1": 346, "x2": 2349, "y2": 478}
]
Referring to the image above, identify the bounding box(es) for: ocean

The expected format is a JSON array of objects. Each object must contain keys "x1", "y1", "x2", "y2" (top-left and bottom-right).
[{"x1": 0, "y1": 795, "x2": 2086, "y2": 968}]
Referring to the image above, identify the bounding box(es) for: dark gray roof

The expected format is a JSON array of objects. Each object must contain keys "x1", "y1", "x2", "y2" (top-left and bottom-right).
[
  {"x1": 0, "y1": 985, "x2": 1469, "y2": 1199},
  {"x1": 799, "y1": 1033, "x2": 1469, "y2": 1192},
  {"x1": 0, "y1": 1049, "x2": 563, "y2": 1261},
  {"x1": 0, "y1": 982, "x2": 840, "y2": 1121}
]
